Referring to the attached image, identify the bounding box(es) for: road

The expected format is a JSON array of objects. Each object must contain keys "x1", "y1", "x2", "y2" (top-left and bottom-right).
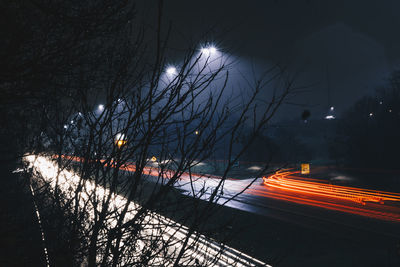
[
  {"x1": 61, "y1": 155, "x2": 400, "y2": 234},
  {"x1": 26, "y1": 155, "x2": 270, "y2": 266},
  {"x1": 58, "y1": 155, "x2": 400, "y2": 264},
  {"x1": 172, "y1": 169, "x2": 400, "y2": 237}
]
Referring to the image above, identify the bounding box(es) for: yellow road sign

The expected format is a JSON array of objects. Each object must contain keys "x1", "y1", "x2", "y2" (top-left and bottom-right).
[{"x1": 301, "y1": 163, "x2": 310, "y2": 174}]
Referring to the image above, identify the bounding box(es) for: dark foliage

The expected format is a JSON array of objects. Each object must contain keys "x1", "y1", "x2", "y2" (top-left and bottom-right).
[{"x1": 332, "y1": 71, "x2": 400, "y2": 169}]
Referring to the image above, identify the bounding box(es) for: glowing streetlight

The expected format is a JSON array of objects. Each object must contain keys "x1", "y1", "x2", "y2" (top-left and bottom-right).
[
  {"x1": 330, "y1": 106, "x2": 334, "y2": 111},
  {"x1": 166, "y1": 66, "x2": 177, "y2": 76},
  {"x1": 201, "y1": 45, "x2": 218, "y2": 56},
  {"x1": 115, "y1": 133, "x2": 127, "y2": 148},
  {"x1": 209, "y1": 46, "x2": 217, "y2": 54},
  {"x1": 98, "y1": 104, "x2": 104, "y2": 111},
  {"x1": 369, "y1": 112, "x2": 373, "y2": 117},
  {"x1": 195, "y1": 130, "x2": 199, "y2": 135},
  {"x1": 151, "y1": 156, "x2": 157, "y2": 162}
]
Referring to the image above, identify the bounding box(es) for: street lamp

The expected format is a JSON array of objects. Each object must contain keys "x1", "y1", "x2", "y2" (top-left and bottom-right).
[
  {"x1": 98, "y1": 104, "x2": 104, "y2": 111},
  {"x1": 201, "y1": 45, "x2": 218, "y2": 56},
  {"x1": 115, "y1": 133, "x2": 127, "y2": 148},
  {"x1": 209, "y1": 46, "x2": 217, "y2": 54},
  {"x1": 166, "y1": 66, "x2": 177, "y2": 76}
]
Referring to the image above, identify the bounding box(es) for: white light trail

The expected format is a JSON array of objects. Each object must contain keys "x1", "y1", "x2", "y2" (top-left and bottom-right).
[
  {"x1": 24, "y1": 155, "x2": 270, "y2": 267},
  {"x1": 324, "y1": 115, "x2": 335, "y2": 120}
]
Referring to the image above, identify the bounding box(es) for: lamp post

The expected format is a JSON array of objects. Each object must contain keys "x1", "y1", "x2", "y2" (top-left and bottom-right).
[{"x1": 115, "y1": 133, "x2": 127, "y2": 148}]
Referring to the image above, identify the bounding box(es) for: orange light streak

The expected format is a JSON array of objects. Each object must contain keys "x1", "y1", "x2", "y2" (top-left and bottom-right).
[
  {"x1": 254, "y1": 170, "x2": 400, "y2": 222},
  {"x1": 263, "y1": 171, "x2": 400, "y2": 204}
]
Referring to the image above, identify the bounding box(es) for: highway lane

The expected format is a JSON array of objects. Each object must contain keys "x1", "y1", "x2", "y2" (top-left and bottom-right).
[
  {"x1": 57, "y1": 155, "x2": 400, "y2": 265},
  {"x1": 151, "y1": 167, "x2": 400, "y2": 240},
  {"x1": 61, "y1": 155, "x2": 400, "y2": 239},
  {"x1": 171, "y1": 171, "x2": 400, "y2": 218},
  {"x1": 26, "y1": 155, "x2": 270, "y2": 266}
]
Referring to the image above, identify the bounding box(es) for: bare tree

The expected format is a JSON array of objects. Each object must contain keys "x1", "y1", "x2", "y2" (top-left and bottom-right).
[{"x1": 19, "y1": 1, "x2": 295, "y2": 266}]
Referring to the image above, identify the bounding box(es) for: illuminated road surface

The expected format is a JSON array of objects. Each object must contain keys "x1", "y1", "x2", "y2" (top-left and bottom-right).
[
  {"x1": 59, "y1": 156, "x2": 400, "y2": 247},
  {"x1": 51, "y1": 155, "x2": 400, "y2": 266},
  {"x1": 176, "y1": 169, "x2": 400, "y2": 223},
  {"x1": 113, "y1": 158, "x2": 400, "y2": 224},
  {"x1": 26, "y1": 155, "x2": 269, "y2": 267},
  {"x1": 61, "y1": 155, "x2": 400, "y2": 224}
]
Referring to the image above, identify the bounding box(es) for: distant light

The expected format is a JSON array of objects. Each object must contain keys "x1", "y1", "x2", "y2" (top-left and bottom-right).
[
  {"x1": 70, "y1": 120, "x2": 74, "y2": 124},
  {"x1": 116, "y1": 140, "x2": 126, "y2": 148},
  {"x1": 117, "y1": 98, "x2": 122, "y2": 103},
  {"x1": 115, "y1": 133, "x2": 125, "y2": 141},
  {"x1": 78, "y1": 112, "x2": 82, "y2": 116},
  {"x1": 115, "y1": 133, "x2": 127, "y2": 148},
  {"x1": 201, "y1": 45, "x2": 218, "y2": 56},
  {"x1": 324, "y1": 115, "x2": 335, "y2": 120},
  {"x1": 389, "y1": 109, "x2": 392, "y2": 113},
  {"x1": 195, "y1": 130, "x2": 199, "y2": 135},
  {"x1": 63, "y1": 125, "x2": 68, "y2": 129},
  {"x1": 201, "y1": 48, "x2": 209, "y2": 54},
  {"x1": 209, "y1": 46, "x2": 217, "y2": 54},
  {"x1": 369, "y1": 112, "x2": 373, "y2": 117},
  {"x1": 98, "y1": 104, "x2": 104, "y2": 111},
  {"x1": 166, "y1": 66, "x2": 177, "y2": 75},
  {"x1": 151, "y1": 156, "x2": 157, "y2": 162},
  {"x1": 330, "y1": 106, "x2": 334, "y2": 111},
  {"x1": 379, "y1": 101, "x2": 383, "y2": 105}
]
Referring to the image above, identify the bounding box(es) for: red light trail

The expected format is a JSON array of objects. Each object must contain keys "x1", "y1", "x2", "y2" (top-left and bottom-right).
[
  {"x1": 263, "y1": 170, "x2": 400, "y2": 204},
  {"x1": 246, "y1": 170, "x2": 400, "y2": 222}
]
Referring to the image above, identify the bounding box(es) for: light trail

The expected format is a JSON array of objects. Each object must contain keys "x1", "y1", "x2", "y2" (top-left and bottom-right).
[
  {"x1": 25, "y1": 155, "x2": 269, "y2": 267},
  {"x1": 264, "y1": 170, "x2": 400, "y2": 204},
  {"x1": 60, "y1": 155, "x2": 400, "y2": 223},
  {"x1": 249, "y1": 170, "x2": 400, "y2": 222}
]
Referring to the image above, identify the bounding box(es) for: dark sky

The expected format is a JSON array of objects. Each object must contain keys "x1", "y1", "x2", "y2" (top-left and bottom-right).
[{"x1": 161, "y1": 0, "x2": 400, "y2": 120}]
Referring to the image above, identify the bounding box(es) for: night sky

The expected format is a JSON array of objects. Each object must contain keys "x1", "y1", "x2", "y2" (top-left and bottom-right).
[{"x1": 161, "y1": 0, "x2": 400, "y2": 120}]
